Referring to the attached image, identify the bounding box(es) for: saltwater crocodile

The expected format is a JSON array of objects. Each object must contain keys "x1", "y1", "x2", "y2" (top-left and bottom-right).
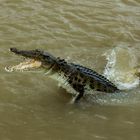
[{"x1": 5, "y1": 48, "x2": 120, "y2": 103}]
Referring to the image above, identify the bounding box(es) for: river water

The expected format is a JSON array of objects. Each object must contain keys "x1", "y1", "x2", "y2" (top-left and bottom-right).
[{"x1": 0, "y1": 0, "x2": 140, "y2": 140}]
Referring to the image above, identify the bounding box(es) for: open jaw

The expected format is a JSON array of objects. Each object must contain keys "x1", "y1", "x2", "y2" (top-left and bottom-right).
[{"x1": 5, "y1": 58, "x2": 42, "y2": 72}]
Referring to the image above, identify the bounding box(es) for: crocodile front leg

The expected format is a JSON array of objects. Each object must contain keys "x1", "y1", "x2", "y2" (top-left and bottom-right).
[{"x1": 70, "y1": 84, "x2": 84, "y2": 103}]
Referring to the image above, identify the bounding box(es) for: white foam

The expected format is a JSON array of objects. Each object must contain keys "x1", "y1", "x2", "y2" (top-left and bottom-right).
[{"x1": 103, "y1": 46, "x2": 139, "y2": 90}]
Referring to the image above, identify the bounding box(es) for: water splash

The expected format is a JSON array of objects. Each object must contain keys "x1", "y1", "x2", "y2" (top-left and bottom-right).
[
  {"x1": 85, "y1": 46, "x2": 140, "y2": 105},
  {"x1": 103, "y1": 46, "x2": 139, "y2": 90}
]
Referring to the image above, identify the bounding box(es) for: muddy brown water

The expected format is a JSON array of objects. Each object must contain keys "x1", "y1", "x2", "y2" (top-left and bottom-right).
[{"x1": 0, "y1": 0, "x2": 140, "y2": 140}]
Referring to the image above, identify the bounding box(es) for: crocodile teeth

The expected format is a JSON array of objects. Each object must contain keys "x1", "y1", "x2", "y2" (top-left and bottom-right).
[
  {"x1": 5, "y1": 59, "x2": 42, "y2": 72},
  {"x1": 5, "y1": 66, "x2": 14, "y2": 72}
]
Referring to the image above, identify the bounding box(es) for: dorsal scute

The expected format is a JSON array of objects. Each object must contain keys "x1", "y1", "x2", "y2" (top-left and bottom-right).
[
  {"x1": 71, "y1": 63, "x2": 117, "y2": 88},
  {"x1": 57, "y1": 58, "x2": 67, "y2": 66}
]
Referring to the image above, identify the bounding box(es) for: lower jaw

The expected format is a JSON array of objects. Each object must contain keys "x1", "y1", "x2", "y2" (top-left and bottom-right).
[{"x1": 5, "y1": 59, "x2": 42, "y2": 72}]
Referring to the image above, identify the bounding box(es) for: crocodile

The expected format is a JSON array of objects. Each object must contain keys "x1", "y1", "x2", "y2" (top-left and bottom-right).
[{"x1": 5, "y1": 48, "x2": 120, "y2": 103}]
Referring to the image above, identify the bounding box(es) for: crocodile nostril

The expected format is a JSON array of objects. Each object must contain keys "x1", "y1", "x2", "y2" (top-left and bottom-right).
[
  {"x1": 10, "y1": 48, "x2": 18, "y2": 53},
  {"x1": 10, "y1": 48, "x2": 16, "y2": 51}
]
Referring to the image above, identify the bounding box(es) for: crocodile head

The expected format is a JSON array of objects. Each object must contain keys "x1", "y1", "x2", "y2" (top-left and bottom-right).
[{"x1": 5, "y1": 48, "x2": 57, "y2": 73}]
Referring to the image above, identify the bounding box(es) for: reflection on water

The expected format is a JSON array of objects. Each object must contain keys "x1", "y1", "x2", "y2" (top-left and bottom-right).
[{"x1": 0, "y1": 0, "x2": 140, "y2": 140}]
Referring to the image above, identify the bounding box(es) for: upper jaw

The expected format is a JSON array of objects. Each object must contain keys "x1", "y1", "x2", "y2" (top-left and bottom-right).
[{"x1": 10, "y1": 48, "x2": 42, "y2": 60}]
